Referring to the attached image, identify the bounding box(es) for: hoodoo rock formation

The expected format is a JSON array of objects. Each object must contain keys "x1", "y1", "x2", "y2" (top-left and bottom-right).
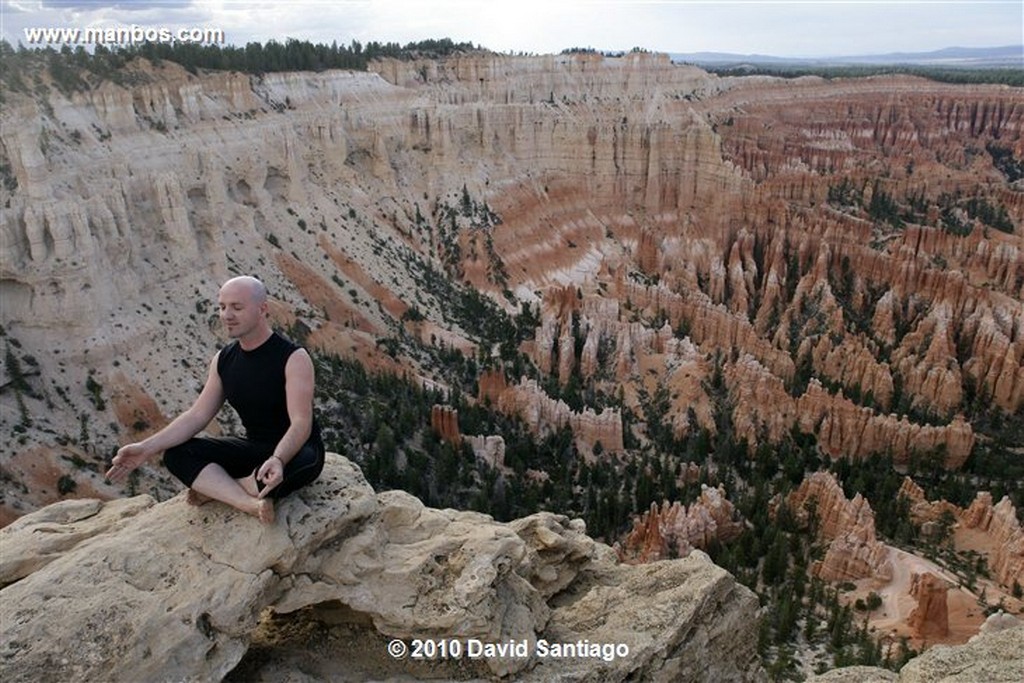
[
  {"x1": 787, "y1": 472, "x2": 893, "y2": 583},
  {"x1": 430, "y1": 403, "x2": 462, "y2": 445},
  {"x1": 960, "y1": 492, "x2": 1024, "y2": 591},
  {"x1": 0, "y1": 454, "x2": 766, "y2": 683},
  {"x1": 618, "y1": 485, "x2": 744, "y2": 563},
  {"x1": 897, "y1": 477, "x2": 960, "y2": 527},
  {"x1": 896, "y1": 482, "x2": 1024, "y2": 592},
  {"x1": 430, "y1": 403, "x2": 510, "y2": 470},
  {"x1": 478, "y1": 371, "x2": 625, "y2": 456},
  {"x1": 2, "y1": 52, "x2": 1021, "y2": 521},
  {"x1": 908, "y1": 572, "x2": 951, "y2": 641}
]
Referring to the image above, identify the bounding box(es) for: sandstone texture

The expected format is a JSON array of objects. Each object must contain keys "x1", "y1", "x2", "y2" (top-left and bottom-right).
[
  {"x1": 0, "y1": 453, "x2": 765, "y2": 682},
  {"x1": 479, "y1": 370, "x2": 625, "y2": 456},
  {"x1": 897, "y1": 477, "x2": 959, "y2": 527},
  {"x1": 430, "y1": 403, "x2": 462, "y2": 445},
  {"x1": 960, "y1": 492, "x2": 1024, "y2": 591},
  {"x1": 806, "y1": 667, "x2": 898, "y2": 683}
]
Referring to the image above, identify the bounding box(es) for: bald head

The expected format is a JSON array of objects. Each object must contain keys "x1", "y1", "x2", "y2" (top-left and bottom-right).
[
  {"x1": 218, "y1": 276, "x2": 272, "y2": 347},
  {"x1": 220, "y1": 276, "x2": 268, "y2": 305}
]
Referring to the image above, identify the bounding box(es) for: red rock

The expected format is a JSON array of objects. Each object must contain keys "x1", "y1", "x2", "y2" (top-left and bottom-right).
[
  {"x1": 618, "y1": 485, "x2": 743, "y2": 563},
  {"x1": 961, "y1": 493, "x2": 1024, "y2": 591},
  {"x1": 908, "y1": 572, "x2": 951, "y2": 640},
  {"x1": 897, "y1": 476, "x2": 959, "y2": 526},
  {"x1": 787, "y1": 472, "x2": 893, "y2": 582},
  {"x1": 430, "y1": 404, "x2": 461, "y2": 446},
  {"x1": 479, "y1": 373, "x2": 624, "y2": 456}
]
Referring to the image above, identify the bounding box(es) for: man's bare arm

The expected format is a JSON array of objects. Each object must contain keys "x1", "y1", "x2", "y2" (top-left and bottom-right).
[
  {"x1": 255, "y1": 349, "x2": 315, "y2": 496},
  {"x1": 106, "y1": 354, "x2": 226, "y2": 481}
]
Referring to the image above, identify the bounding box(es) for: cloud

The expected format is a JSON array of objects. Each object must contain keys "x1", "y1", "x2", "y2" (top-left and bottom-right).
[
  {"x1": 38, "y1": 0, "x2": 191, "y2": 9},
  {"x1": 2, "y1": 0, "x2": 1020, "y2": 57}
]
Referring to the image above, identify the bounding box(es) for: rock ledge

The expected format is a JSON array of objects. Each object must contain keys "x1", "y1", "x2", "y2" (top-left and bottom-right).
[{"x1": 0, "y1": 454, "x2": 764, "y2": 682}]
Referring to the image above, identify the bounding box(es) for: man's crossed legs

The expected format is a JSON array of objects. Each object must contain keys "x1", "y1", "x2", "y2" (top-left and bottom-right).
[{"x1": 164, "y1": 436, "x2": 324, "y2": 524}]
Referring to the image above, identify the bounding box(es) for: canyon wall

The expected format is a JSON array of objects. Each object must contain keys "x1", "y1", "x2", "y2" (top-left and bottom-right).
[
  {"x1": 1, "y1": 52, "x2": 1021, "y2": 520},
  {"x1": 960, "y1": 492, "x2": 1024, "y2": 591}
]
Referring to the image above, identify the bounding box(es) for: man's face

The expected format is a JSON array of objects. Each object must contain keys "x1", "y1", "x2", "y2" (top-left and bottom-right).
[{"x1": 217, "y1": 281, "x2": 265, "y2": 339}]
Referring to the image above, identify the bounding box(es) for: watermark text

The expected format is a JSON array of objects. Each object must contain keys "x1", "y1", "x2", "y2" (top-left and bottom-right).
[{"x1": 24, "y1": 25, "x2": 225, "y2": 47}]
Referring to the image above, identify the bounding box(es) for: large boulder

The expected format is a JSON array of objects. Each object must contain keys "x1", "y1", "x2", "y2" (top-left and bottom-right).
[
  {"x1": 897, "y1": 622, "x2": 1024, "y2": 683},
  {"x1": 0, "y1": 456, "x2": 378, "y2": 682},
  {"x1": 0, "y1": 453, "x2": 765, "y2": 682}
]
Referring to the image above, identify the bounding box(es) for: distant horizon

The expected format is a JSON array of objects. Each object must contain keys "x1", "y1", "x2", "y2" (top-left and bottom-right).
[
  {"x1": 670, "y1": 44, "x2": 1023, "y2": 58},
  {"x1": 669, "y1": 44, "x2": 1024, "y2": 67},
  {"x1": 2, "y1": 1, "x2": 1021, "y2": 62}
]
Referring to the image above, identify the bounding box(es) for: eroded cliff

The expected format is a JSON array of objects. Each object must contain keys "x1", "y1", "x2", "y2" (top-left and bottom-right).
[{"x1": 1, "y1": 51, "x2": 1021, "y2": 551}]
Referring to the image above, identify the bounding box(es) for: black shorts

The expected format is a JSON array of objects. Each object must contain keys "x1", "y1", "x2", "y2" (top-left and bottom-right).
[{"x1": 163, "y1": 435, "x2": 325, "y2": 499}]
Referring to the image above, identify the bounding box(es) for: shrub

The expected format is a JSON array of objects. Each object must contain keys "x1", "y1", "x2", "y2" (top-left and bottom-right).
[{"x1": 57, "y1": 474, "x2": 77, "y2": 495}]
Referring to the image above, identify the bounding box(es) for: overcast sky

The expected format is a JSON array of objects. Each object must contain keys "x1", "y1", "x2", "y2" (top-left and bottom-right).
[{"x1": 1, "y1": 0, "x2": 1021, "y2": 58}]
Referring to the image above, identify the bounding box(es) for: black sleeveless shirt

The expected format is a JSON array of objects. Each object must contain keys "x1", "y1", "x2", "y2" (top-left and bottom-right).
[{"x1": 217, "y1": 331, "x2": 319, "y2": 444}]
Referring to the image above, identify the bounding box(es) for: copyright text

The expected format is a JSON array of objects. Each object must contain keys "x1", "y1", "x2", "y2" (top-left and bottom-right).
[{"x1": 388, "y1": 637, "x2": 631, "y2": 663}]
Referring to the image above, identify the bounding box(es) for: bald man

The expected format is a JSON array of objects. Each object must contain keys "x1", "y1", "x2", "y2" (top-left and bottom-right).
[{"x1": 107, "y1": 276, "x2": 324, "y2": 524}]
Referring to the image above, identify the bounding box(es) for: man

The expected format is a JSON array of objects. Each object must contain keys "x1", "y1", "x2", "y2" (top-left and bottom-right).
[{"x1": 106, "y1": 276, "x2": 324, "y2": 524}]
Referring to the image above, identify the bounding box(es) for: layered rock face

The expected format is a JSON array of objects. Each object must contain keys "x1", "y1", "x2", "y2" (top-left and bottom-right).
[
  {"x1": 1, "y1": 52, "x2": 1022, "y2": 520},
  {"x1": 897, "y1": 477, "x2": 960, "y2": 526},
  {"x1": 787, "y1": 472, "x2": 893, "y2": 582},
  {"x1": 0, "y1": 454, "x2": 765, "y2": 682},
  {"x1": 430, "y1": 403, "x2": 462, "y2": 445},
  {"x1": 478, "y1": 369, "x2": 625, "y2": 456},
  {"x1": 431, "y1": 403, "x2": 509, "y2": 469}
]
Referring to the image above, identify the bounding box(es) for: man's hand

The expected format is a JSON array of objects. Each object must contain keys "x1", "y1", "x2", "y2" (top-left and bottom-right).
[
  {"x1": 256, "y1": 456, "x2": 284, "y2": 498},
  {"x1": 106, "y1": 443, "x2": 151, "y2": 482}
]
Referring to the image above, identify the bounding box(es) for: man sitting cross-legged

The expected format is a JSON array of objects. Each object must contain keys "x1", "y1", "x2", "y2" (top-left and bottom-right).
[{"x1": 106, "y1": 276, "x2": 324, "y2": 524}]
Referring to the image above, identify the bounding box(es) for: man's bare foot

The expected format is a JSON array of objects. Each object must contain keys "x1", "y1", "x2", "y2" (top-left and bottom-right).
[
  {"x1": 186, "y1": 489, "x2": 211, "y2": 506},
  {"x1": 237, "y1": 473, "x2": 259, "y2": 498},
  {"x1": 254, "y1": 498, "x2": 275, "y2": 525}
]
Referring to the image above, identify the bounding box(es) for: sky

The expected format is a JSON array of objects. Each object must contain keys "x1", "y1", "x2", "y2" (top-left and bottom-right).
[{"x1": 1, "y1": 0, "x2": 1021, "y2": 59}]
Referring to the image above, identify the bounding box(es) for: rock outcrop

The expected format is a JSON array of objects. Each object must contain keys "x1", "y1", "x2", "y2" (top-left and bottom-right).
[
  {"x1": 787, "y1": 472, "x2": 893, "y2": 583},
  {"x1": 617, "y1": 485, "x2": 744, "y2": 563},
  {"x1": 897, "y1": 477, "x2": 960, "y2": 527},
  {"x1": 430, "y1": 403, "x2": 462, "y2": 445},
  {"x1": 465, "y1": 434, "x2": 507, "y2": 470},
  {"x1": 960, "y1": 492, "x2": 1024, "y2": 591},
  {"x1": 478, "y1": 372, "x2": 625, "y2": 456},
  {"x1": 908, "y1": 572, "x2": 951, "y2": 641},
  {"x1": 430, "y1": 404, "x2": 510, "y2": 469},
  {"x1": 0, "y1": 453, "x2": 765, "y2": 682},
  {"x1": 896, "y1": 483, "x2": 1024, "y2": 592},
  {"x1": 726, "y1": 358, "x2": 975, "y2": 467}
]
